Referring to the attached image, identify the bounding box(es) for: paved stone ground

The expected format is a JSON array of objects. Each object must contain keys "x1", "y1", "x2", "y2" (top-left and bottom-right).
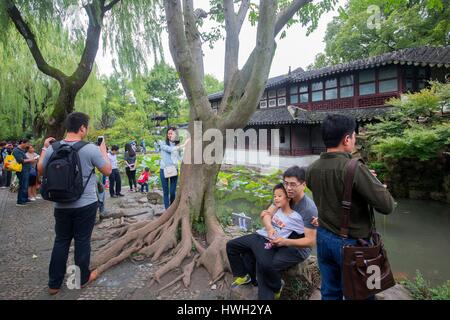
[{"x1": 0, "y1": 189, "x2": 229, "y2": 300}]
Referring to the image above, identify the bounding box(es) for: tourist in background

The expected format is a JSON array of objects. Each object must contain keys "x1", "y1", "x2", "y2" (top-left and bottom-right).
[
  {"x1": 124, "y1": 143, "x2": 137, "y2": 192},
  {"x1": 26, "y1": 144, "x2": 40, "y2": 201},
  {"x1": 155, "y1": 127, "x2": 189, "y2": 209}
]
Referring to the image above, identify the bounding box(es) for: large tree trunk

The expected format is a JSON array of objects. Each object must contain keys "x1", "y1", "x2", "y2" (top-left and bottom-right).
[
  {"x1": 92, "y1": 0, "x2": 316, "y2": 290},
  {"x1": 47, "y1": 83, "x2": 78, "y2": 138},
  {"x1": 92, "y1": 161, "x2": 231, "y2": 285}
]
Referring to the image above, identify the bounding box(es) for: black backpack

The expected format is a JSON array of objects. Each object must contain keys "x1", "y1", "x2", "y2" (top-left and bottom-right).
[{"x1": 40, "y1": 141, "x2": 94, "y2": 203}]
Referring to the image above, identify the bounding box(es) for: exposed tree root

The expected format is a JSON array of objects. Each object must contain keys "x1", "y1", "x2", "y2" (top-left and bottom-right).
[{"x1": 91, "y1": 164, "x2": 233, "y2": 292}]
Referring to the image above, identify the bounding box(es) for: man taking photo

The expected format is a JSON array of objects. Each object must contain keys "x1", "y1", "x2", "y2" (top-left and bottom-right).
[{"x1": 38, "y1": 112, "x2": 112, "y2": 295}]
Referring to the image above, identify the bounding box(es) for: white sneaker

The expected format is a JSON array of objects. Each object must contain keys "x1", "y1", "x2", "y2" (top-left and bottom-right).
[
  {"x1": 29, "y1": 197, "x2": 36, "y2": 201},
  {"x1": 35, "y1": 196, "x2": 42, "y2": 200}
]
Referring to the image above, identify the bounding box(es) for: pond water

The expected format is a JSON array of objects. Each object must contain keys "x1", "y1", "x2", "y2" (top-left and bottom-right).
[
  {"x1": 375, "y1": 199, "x2": 450, "y2": 286},
  {"x1": 220, "y1": 197, "x2": 450, "y2": 286}
]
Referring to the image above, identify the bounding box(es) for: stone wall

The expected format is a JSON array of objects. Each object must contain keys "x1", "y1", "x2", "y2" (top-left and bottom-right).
[{"x1": 383, "y1": 157, "x2": 450, "y2": 203}]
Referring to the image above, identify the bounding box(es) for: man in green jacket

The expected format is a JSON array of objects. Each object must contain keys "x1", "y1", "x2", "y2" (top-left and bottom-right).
[{"x1": 306, "y1": 114, "x2": 395, "y2": 300}]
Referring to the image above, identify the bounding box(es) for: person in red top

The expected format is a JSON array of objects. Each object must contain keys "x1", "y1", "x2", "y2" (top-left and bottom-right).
[{"x1": 137, "y1": 167, "x2": 150, "y2": 193}]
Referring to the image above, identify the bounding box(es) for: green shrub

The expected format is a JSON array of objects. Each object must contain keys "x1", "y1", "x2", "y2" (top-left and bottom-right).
[{"x1": 402, "y1": 270, "x2": 450, "y2": 300}]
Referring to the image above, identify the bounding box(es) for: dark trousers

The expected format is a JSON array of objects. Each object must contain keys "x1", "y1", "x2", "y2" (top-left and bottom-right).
[
  {"x1": 16, "y1": 170, "x2": 30, "y2": 204},
  {"x1": 139, "y1": 182, "x2": 149, "y2": 193},
  {"x1": 125, "y1": 167, "x2": 137, "y2": 190},
  {"x1": 6, "y1": 170, "x2": 12, "y2": 187},
  {"x1": 226, "y1": 233, "x2": 306, "y2": 300},
  {"x1": 160, "y1": 169, "x2": 178, "y2": 209},
  {"x1": 0, "y1": 168, "x2": 12, "y2": 186},
  {"x1": 48, "y1": 202, "x2": 97, "y2": 289},
  {"x1": 109, "y1": 168, "x2": 121, "y2": 196}
]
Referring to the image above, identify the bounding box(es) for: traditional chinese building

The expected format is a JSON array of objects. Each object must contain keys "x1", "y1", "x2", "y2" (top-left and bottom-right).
[{"x1": 209, "y1": 46, "x2": 450, "y2": 157}]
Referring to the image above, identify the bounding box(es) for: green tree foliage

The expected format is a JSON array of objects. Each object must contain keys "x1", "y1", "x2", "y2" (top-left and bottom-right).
[
  {"x1": 0, "y1": 0, "x2": 164, "y2": 137},
  {"x1": 0, "y1": 22, "x2": 105, "y2": 140},
  {"x1": 203, "y1": 74, "x2": 224, "y2": 94},
  {"x1": 90, "y1": 73, "x2": 155, "y2": 147},
  {"x1": 366, "y1": 82, "x2": 450, "y2": 162},
  {"x1": 145, "y1": 62, "x2": 183, "y2": 120},
  {"x1": 309, "y1": 0, "x2": 449, "y2": 68}
]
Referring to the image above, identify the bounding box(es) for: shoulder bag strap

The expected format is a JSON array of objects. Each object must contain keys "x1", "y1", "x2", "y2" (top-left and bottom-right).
[{"x1": 340, "y1": 158, "x2": 360, "y2": 238}]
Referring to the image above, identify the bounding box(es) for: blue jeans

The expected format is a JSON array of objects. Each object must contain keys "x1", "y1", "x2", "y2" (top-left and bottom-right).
[
  {"x1": 48, "y1": 202, "x2": 97, "y2": 289},
  {"x1": 16, "y1": 170, "x2": 30, "y2": 204},
  {"x1": 140, "y1": 183, "x2": 149, "y2": 193},
  {"x1": 317, "y1": 226, "x2": 360, "y2": 300},
  {"x1": 160, "y1": 169, "x2": 178, "y2": 209}
]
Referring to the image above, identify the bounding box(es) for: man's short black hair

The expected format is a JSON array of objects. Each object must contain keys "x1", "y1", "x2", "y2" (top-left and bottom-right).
[
  {"x1": 65, "y1": 112, "x2": 90, "y2": 133},
  {"x1": 111, "y1": 145, "x2": 119, "y2": 151},
  {"x1": 321, "y1": 114, "x2": 357, "y2": 148},
  {"x1": 18, "y1": 138, "x2": 29, "y2": 145},
  {"x1": 283, "y1": 166, "x2": 306, "y2": 183}
]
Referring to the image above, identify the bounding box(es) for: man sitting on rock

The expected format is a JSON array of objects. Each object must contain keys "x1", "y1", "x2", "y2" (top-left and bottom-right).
[{"x1": 227, "y1": 166, "x2": 318, "y2": 299}]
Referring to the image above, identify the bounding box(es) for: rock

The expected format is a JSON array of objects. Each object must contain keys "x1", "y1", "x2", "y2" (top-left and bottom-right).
[
  {"x1": 224, "y1": 225, "x2": 251, "y2": 238},
  {"x1": 409, "y1": 190, "x2": 429, "y2": 200},
  {"x1": 229, "y1": 284, "x2": 258, "y2": 300},
  {"x1": 138, "y1": 197, "x2": 148, "y2": 204},
  {"x1": 430, "y1": 192, "x2": 445, "y2": 202},
  {"x1": 152, "y1": 204, "x2": 166, "y2": 216},
  {"x1": 147, "y1": 192, "x2": 163, "y2": 205},
  {"x1": 229, "y1": 256, "x2": 320, "y2": 300},
  {"x1": 307, "y1": 284, "x2": 414, "y2": 300},
  {"x1": 283, "y1": 255, "x2": 321, "y2": 289},
  {"x1": 375, "y1": 284, "x2": 413, "y2": 300},
  {"x1": 308, "y1": 289, "x2": 321, "y2": 300}
]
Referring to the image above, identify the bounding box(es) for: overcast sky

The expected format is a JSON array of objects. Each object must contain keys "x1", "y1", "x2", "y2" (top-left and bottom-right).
[{"x1": 97, "y1": 0, "x2": 347, "y2": 81}]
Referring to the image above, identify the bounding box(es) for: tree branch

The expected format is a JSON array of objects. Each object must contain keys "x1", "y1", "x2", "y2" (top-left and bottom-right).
[
  {"x1": 220, "y1": 0, "x2": 251, "y2": 112},
  {"x1": 183, "y1": 0, "x2": 205, "y2": 81},
  {"x1": 70, "y1": 3, "x2": 104, "y2": 91},
  {"x1": 222, "y1": 0, "x2": 312, "y2": 117},
  {"x1": 223, "y1": 0, "x2": 239, "y2": 89},
  {"x1": 274, "y1": 0, "x2": 312, "y2": 36},
  {"x1": 103, "y1": 0, "x2": 121, "y2": 12},
  {"x1": 236, "y1": 0, "x2": 250, "y2": 33},
  {"x1": 5, "y1": 0, "x2": 67, "y2": 83},
  {"x1": 221, "y1": 0, "x2": 277, "y2": 129},
  {"x1": 164, "y1": 0, "x2": 213, "y2": 121}
]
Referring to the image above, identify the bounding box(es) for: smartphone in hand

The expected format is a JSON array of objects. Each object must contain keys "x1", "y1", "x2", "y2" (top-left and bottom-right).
[{"x1": 97, "y1": 136, "x2": 104, "y2": 146}]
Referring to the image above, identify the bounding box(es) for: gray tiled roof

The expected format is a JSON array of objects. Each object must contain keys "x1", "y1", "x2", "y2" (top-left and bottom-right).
[
  {"x1": 291, "y1": 46, "x2": 450, "y2": 82},
  {"x1": 247, "y1": 106, "x2": 394, "y2": 125},
  {"x1": 209, "y1": 46, "x2": 450, "y2": 101},
  {"x1": 248, "y1": 107, "x2": 296, "y2": 125},
  {"x1": 208, "y1": 68, "x2": 304, "y2": 101},
  {"x1": 291, "y1": 106, "x2": 394, "y2": 124}
]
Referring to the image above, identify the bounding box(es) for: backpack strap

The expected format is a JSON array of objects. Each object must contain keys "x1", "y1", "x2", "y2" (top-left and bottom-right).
[
  {"x1": 70, "y1": 141, "x2": 96, "y2": 193},
  {"x1": 52, "y1": 141, "x2": 62, "y2": 152},
  {"x1": 71, "y1": 140, "x2": 90, "y2": 152},
  {"x1": 340, "y1": 158, "x2": 360, "y2": 238}
]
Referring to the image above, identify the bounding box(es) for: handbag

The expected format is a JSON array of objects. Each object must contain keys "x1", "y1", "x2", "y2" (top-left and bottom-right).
[
  {"x1": 163, "y1": 165, "x2": 178, "y2": 178},
  {"x1": 341, "y1": 159, "x2": 395, "y2": 300},
  {"x1": 3, "y1": 154, "x2": 22, "y2": 172},
  {"x1": 29, "y1": 166, "x2": 37, "y2": 177}
]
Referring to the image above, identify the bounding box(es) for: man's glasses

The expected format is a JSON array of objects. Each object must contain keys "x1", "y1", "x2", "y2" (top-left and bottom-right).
[{"x1": 283, "y1": 181, "x2": 302, "y2": 188}]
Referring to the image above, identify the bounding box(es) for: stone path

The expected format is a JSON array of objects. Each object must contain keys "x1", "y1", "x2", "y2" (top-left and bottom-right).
[{"x1": 0, "y1": 189, "x2": 228, "y2": 300}]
